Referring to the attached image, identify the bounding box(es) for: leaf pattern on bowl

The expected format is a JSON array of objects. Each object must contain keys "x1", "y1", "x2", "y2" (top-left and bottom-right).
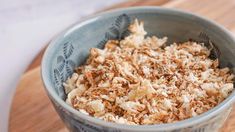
[
  {"x1": 97, "y1": 14, "x2": 131, "y2": 49},
  {"x1": 198, "y1": 32, "x2": 235, "y2": 71},
  {"x1": 53, "y1": 69, "x2": 65, "y2": 99},
  {"x1": 193, "y1": 128, "x2": 205, "y2": 132},
  {"x1": 53, "y1": 42, "x2": 75, "y2": 99},
  {"x1": 53, "y1": 14, "x2": 131, "y2": 100},
  {"x1": 58, "y1": 42, "x2": 76, "y2": 77},
  {"x1": 198, "y1": 32, "x2": 221, "y2": 60}
]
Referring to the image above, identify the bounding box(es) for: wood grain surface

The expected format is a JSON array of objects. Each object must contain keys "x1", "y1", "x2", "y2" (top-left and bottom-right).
[{"x1": 10, "y1": 0, "x2": 235, "y2": 132}]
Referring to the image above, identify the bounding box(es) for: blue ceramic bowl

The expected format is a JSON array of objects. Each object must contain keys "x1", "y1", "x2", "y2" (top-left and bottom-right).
[{"x1": 41, "y1": 7, "x2": 235, "y2": 132}]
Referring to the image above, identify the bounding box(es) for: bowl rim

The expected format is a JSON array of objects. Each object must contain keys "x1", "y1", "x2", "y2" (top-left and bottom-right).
[{"x1": 41, "y1": 6, "x2": 235, "y2": 131}]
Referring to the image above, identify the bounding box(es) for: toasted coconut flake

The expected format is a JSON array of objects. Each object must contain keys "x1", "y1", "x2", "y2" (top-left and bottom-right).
[
  {"x1": 119, "y1": 101, "x2": 145, "y2": 113},
  {"x1": 79, "y1": 109, "x2": 89, "y2": 115},
  {"x1": 87, "y1": 100, "x2": 104, "y2": 113},
  {"x1": 220, "y1": 83, "x2": 234, "y2": 98},
  {"x1": 63, "y1": 73, "x2": 79, "y2": 94},
  {"x1": 66, "y1": 84, "x2": 86, "y2": 105}
]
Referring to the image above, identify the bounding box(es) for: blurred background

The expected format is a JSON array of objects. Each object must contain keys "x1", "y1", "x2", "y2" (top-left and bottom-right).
[
  {"x1": 0, "y1": 0, "x2": 125, "y2": 131},
  {"x1": 1, "y1": 0, "x2": 235, "y2": 132}
]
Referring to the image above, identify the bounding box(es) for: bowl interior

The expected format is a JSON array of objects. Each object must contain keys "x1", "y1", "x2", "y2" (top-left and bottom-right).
[{"x1": 42, "y1": 7, "x2": 235, "y2": 127}]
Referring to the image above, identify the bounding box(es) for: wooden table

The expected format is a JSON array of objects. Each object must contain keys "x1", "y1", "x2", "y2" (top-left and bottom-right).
[{"x1": 9, "y1": 0, "x2": 235, "y2": 131}]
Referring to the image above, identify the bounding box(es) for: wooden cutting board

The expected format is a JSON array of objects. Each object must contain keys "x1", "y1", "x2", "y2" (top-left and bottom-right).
[{"x1": 9, "y1": 0, "x2": 235, "y2": 132}]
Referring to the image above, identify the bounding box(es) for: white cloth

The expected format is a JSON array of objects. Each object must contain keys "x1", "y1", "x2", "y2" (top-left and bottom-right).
[{"x1": 0, "y1": 0, "x2": 125, "y2": 131}]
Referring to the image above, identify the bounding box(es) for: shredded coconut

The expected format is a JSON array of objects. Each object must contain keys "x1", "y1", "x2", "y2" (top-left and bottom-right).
[{"x1": 64, "y1": 19, "x2": 234, "y2": 125}]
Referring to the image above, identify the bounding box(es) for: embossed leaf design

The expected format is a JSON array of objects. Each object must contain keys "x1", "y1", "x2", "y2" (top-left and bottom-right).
[
  {"x1": 199, "y1": 32, "x2": 220, "y2": 60},
  {"x1": 58, "y1": 63, "x2": 65, "y2": 73},
  {"x1": 97, "y1": 14, "x2": 131, "y2": 49},
  {"x1": 54, "y1": 69, "x2": 66, "y2": 99},
  {"x1": 65, "y1": 60, "x2": 75, "y2": 78},
  {"x1": 193, "y1": 127, "x2": 205, "y2": 132},
  {"x1": 57, "y1": 42, "x2": 75, "y2": 78},
  {"x1": 75, "y1": 125, "x2": 89, "y2": 132},
  {"x1": 68, "y1": 60, "x2": 76, "y2": 68},
  {"x1": 97, "y1": 39, "x2": 107, "y2": 49},
  {"x1": 63, "y1": 42, "x2": 74, "y2": 59},
  {"x1": 108, "y1": 130, "x2": 122, "y2": 132},
  {"x1": 57, "y1": 55, "x2": 65, "y2": 72},
  {"x1": 54, "y1": 42, "x2": 75, "y2": 100},
  {"x1": 115, "y1": 14, "x2": 131, "y2": 39},
  {"x1": 54, "y1": 69, "x2": 63, "y2": 86},
  {"x1": 53, "y1": 68, "x2": 64, "y2": 96},
  {"x1": 105, "y1": 27, "x2": 119, "y2": 40},
  {"x1": 57, "y1": 55, "x2": 65, "y2": 63},
  {"x1": 63, "y1": 42, "x2": 69, "y2": 58},
  {"x1": 199, "y1": 32, "x2": 209, "y2": 42}
]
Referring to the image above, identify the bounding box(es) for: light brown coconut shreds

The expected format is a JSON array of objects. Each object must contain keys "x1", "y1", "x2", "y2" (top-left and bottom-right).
[{"x1": 63, "y1": 19, "x2": 234, "y2": 125}]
